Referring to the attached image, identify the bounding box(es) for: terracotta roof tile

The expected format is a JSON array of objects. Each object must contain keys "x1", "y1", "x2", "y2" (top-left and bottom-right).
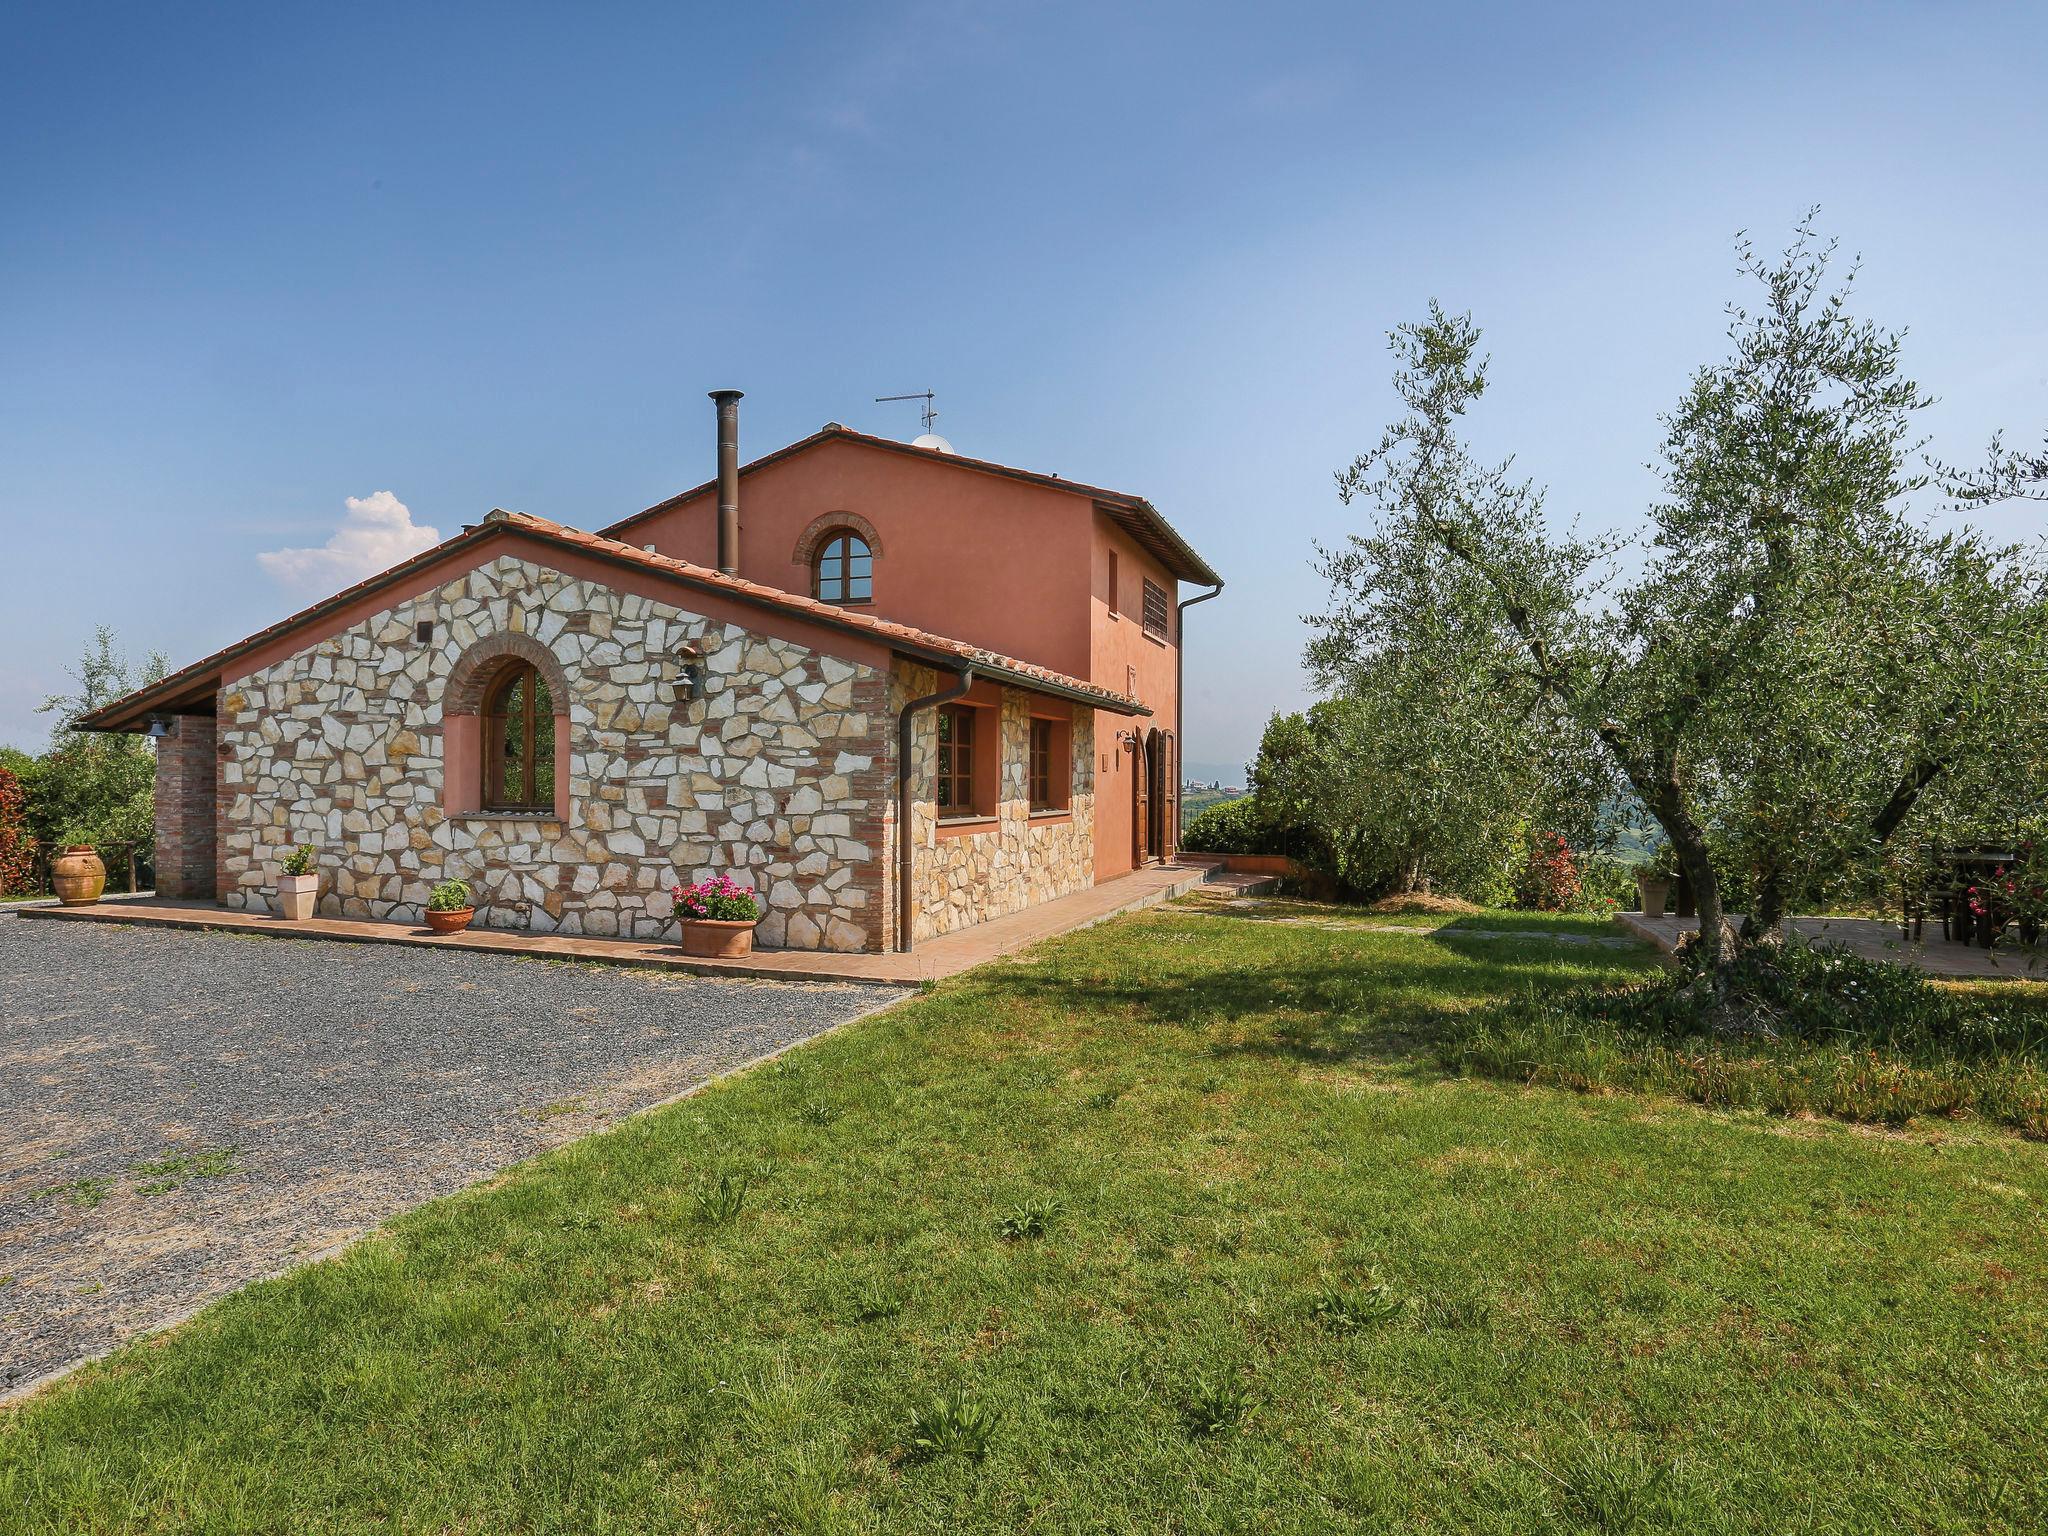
[{"x1": 82, "y1": 510, "x2": 1148, "y2": 731}]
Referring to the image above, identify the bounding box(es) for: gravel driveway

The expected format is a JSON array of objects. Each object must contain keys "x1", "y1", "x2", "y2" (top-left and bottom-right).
[{"x1": 0, "y1": 914, "x2": 906, "y2": 1398}]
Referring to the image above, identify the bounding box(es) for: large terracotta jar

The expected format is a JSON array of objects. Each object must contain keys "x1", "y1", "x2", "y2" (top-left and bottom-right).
[{"x1": 51, "y1": 846, "x2": 106, "y2": 906}]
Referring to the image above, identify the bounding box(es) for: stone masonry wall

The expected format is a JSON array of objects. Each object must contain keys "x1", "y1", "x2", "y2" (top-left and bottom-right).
[
  {"x1": 893, "y1": 662, "x2": 1096, "y2": 942},
  {"x1": 215, "y1": 554, "x2": 893, "y2": 948},
  {"x1": 152, "y1": 715, "x2": 217, "y2": 899}
]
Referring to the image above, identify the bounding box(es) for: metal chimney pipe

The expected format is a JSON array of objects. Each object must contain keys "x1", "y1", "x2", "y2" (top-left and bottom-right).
[{"x1": 709, "y1": 389, "x2": 743, "y2": 575}]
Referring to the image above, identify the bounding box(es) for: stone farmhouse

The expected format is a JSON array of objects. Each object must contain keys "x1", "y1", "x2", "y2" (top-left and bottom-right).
[{"x1": 84, "y1": 394, "x2": 1223, "y2": 953}]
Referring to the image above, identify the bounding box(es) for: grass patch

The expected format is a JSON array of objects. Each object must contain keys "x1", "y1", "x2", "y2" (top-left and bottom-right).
[
  {"x1": 4, "y1": 902, "x2": 2046, "y2": 1531},
  {"x1": 31, "y1": 1177, "x2": 111, "y2": 1211},
  {"x1": 132, "y1": 1148, "x2": 239, "y2": 1197},
  {"x1": 1443, "y1": 940, "x2": 2048, "y2": 1134}
]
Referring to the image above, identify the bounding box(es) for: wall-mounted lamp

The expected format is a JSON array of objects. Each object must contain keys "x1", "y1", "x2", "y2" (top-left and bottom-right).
[
  {"x1": 1114, "y1": 728, "x2": 1139, "y2": 751},
  {"x1": 675, "y1": 643, "x2": 706, "y2": 704}
]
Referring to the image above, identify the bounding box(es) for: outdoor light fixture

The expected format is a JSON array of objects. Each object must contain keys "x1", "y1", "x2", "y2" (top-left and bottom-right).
[
  {"x1": 143, "y1": 715, "x2": 171, "y2": 739},
  {"x1": 674, "y1": 644, "x2": 706, "y2": 703}
]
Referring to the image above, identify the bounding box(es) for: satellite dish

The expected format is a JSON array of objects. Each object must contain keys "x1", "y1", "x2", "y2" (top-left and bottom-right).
[{"x1": 911, "y1": 432, "x2": 955, "y2": 454}]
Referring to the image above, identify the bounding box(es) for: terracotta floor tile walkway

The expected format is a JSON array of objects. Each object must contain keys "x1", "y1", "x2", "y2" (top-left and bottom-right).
[{"x1": 19, "y1": 863, "x2": 1266, "y2": 985}]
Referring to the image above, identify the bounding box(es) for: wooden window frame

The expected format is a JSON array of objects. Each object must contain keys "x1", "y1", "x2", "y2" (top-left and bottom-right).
[
  {"x1": 1029, "y1": 718, "x2": 1052, "y2": 811},
  {"x1": 936, "y1": 703, "x2": 980, "y2": 819},
  {"x1": 1107, "y1": 548, "x2": 1121, "y2": 618},
  {"x1": 814, "y1": 530, "x2": 874, "y2": 606},
  {"x1": 1028, "y1": 713, "x2": 1072, "y2": 815},
  {"x1": 1141, "y1": 578, "x2": 1170, "y2": 641},
  {"x1": 482, "y1": 663, "x2": 555, "y2": 813}
]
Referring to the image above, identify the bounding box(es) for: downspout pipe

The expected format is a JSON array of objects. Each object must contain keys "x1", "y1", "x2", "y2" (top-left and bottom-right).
[
  {"x1": 1173, "y1": 581, "x2": 1224, "y2": 853},
  {"x1": 896, "y1": 663, "x2": 975, "y2": 952}
]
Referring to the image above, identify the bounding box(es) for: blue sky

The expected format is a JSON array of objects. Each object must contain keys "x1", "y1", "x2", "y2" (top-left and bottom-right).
[{"x1": 3, "y1": 1, "x2": 2043, "y2": 777}]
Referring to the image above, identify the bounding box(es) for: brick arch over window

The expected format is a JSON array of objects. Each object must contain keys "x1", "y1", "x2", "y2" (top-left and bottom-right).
[
  {"x1": 443, "y1": 632, "x2": 573, "y2": 819},
  {"x1": 445, "y1": 632, "x2": 572, "y2": 716},
  {"x1": 790, "y1": 511, "x2": 884, "y2": 567}
]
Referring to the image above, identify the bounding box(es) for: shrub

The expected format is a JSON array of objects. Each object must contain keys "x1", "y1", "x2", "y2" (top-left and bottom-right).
[
  {"x1": 279, "y1": 844, "x2": 316, "y2": 878},
  {"x1": 0, "y1": 764, "x2": 32, "y2": 896},
  {"x1": 427, "y1": 879, "x2": 472, "y2": 912},
  {"x1": 1574, "y1": 853, "x2": 1637, "y2": 914},
  {"x1": 1179, "y1": 797, "x2": 1292, "y2": 857},
  {"x1": 671, "y1": 873, "x2": 762, "y2": 923},
  {"x1": 1514, "y1": 833, "x2": 1582, "y2": 911}
]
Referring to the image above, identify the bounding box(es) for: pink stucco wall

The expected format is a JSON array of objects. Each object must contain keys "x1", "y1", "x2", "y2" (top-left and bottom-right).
[
  {"x1": 1089, "y1": 518, "x2": 1180, "y2": 879},
  {"x1": 624, "y1": 435, "x2": 1184, "y2": 883}
]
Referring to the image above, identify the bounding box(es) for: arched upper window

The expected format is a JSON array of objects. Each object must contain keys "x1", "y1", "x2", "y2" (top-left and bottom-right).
[
  {"x1": 482, "y1": 662, "x2": 555, "y2": 811},
  {"x1": 813, "y1": 531, "x2": 873, "y2": 605}
]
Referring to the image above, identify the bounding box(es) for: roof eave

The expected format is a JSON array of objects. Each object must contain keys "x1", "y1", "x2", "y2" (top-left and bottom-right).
[
  {"x1": 78, "y1": 515, "x2": 1149, "y2": 731},
  {"x1": 917, "y1": 655, "x2": 1149, "y2": 716}
]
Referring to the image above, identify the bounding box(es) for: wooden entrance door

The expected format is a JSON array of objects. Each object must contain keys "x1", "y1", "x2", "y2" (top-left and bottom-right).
[
  {"x1": 1144, "y1": 728, "x2": 1169, "y2": 863},
  {"x1": 1156, "y1": 730, "x2": 1175, "y2": 859},
  {"x1": 1132, "y1": 732, "x2": 1150, "y2": 865}
]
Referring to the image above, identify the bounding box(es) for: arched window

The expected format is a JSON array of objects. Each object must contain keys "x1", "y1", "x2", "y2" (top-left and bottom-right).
[
  {"x1": 482, "y1": 662, "x2": 555, "y2": 811},
  {"x1": 813, "y1": 531, "x2": 873, "y2": 604}
]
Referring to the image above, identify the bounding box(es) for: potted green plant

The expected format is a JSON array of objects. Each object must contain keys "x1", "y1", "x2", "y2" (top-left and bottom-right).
[
  {"x1": 671, "y1": 874, "x2": 763, "y2": 957},
  {"x1": 1634, "y1": 846, "x2": 1675, "y2": 919},
  {"x1": 424, "y1": 878, "x2": 476, "y2": 934},
  {"x1": 276, "y1": 844, "x2": 319, "y2": 920}
]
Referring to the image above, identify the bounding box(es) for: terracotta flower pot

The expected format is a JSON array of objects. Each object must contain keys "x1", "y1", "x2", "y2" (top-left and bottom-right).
[
  {"x1": 425, "y1": 906, "x2": 476, "y2": 934},
  {"x1": 276, "y1": 872, "x2": 318, "y2": 921},
  {"x1": 1636, "y1": 873, "x2": 1672, "y2": 919},
  {"x1": 679, "y1": 917, "x2": 757, "y2": 957},
  {"x1": 51, "y1": 846, "x2": 106, "y2": 906}
]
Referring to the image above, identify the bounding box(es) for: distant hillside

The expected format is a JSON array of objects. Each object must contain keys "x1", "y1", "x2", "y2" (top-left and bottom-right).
[{"x1": 1182, "y1": 786, "x2": 1244, "y2": 819}]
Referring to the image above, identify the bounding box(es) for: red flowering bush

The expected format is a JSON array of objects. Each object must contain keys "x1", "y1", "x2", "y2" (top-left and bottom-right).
[
  {"x1": 671, "y1": 873, "x2": 761, "y2": 923},
  {"x1": 0, "y1": 764, "x2": 33, "y2": 896},
  {"x1": 1967, "y1": 839, "x2": 2046, "y2": 946},
  {"x1": 1515, "y1": 832, "x2": 1583, "y2": 911}
]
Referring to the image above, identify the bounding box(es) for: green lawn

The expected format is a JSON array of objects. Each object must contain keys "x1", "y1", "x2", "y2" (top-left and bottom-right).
[{"x1": 6, "y1": 902, "x2": 2047, "y2": 1533}]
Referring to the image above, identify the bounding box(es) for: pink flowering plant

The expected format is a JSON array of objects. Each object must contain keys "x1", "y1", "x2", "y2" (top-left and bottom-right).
[
  {"x1": 1966, "y1": 836, "x2": 2046, "y2": 947},
  {"x1": 671, "y1": 873, "x2": 761, "y2": 924}
]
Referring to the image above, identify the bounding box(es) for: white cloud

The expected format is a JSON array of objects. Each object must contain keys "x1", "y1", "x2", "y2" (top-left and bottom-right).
[{"x1": 257, "y1": 491, "x2": 441, "y2": 591}]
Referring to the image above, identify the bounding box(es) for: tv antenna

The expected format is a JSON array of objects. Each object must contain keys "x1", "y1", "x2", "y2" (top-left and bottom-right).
[{"x1": 875, "y1": 390, "x2": 938, "y2": 435}]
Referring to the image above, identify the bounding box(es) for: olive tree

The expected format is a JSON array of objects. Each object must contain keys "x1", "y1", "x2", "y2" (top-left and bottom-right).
[
  {"x1": 1337, "y1": 219, "x2": 2047, "y2": 980},
  {"x1": 22, "y1": 627, "x2": 165, "y2": 851},
  {"x1": 1304, "y1": 375, "x2": 1612, "y2": 899}
]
